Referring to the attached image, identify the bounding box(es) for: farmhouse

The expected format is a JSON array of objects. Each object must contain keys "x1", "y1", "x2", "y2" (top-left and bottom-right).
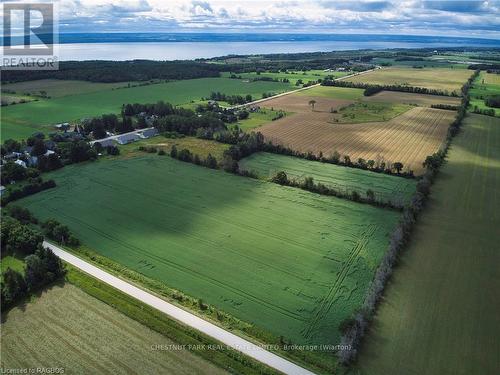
[
  {"x1": 116, "y1": 133, "x2": 141, "y2": 145},
  {"x1": 94, "y1": 139, "x2": 115, "y2": 148},
  {"x1": 138, "y1": 128, "x2": 159, "y2": 139}
]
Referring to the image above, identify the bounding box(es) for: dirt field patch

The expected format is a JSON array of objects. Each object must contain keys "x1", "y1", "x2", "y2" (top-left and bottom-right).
[
  {"x1": 363, "y1": 91, "x2": 461, "y2": 107},
  {"x1": 260, "y1": 94, "x2": 353, "y2": 113},
  {"x1": 258, "y1": 107, "x2": 455, "y2": 175}
]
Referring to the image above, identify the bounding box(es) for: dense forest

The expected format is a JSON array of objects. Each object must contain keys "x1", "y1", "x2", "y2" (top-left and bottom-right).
[{"x1": 1, "y1": 60, "x2": 222, "y2": 83}]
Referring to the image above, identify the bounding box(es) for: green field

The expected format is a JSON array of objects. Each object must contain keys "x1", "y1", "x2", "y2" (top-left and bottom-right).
[
  {"x1": 222, "y1": 69, "x2": 349, "y2": 85},
  {"x1": 0, "y1": 283, "x2": 226, "y2": 374},
  {"x1": 469, "y1": 72, "x2": 500, "y2": 117},
  {"x1": 16, "y1": 155, "x2": 399, "y2": 346},
  {"x1": 239, "y1": 152, "x2": 416, "y2": 205},
  {"x1": 1, "y1": 79, "x2": 138, "y2": 98},
  {"x1": 117, "y1": 135, "x2": 230, "y2": 161},
  {"x1": 1, "y1": 77, "x2": 291, "y2": 140},
  {"x1": 331, "y1": 102, "x2": 413, "y2": 123},
  {"x1": 237, "y1": 109, "x2": 290, "y2": 131},
  {"x1": 356, "y1": 114, "x2": 500, "y2": 375},
  {"x1": 0, "y1": 256, "x2": 24, "y2": 276}
]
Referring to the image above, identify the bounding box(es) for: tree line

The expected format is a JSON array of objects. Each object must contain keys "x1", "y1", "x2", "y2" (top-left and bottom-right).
[
  {"x1": 1, "y1": 216, "x2": 66, "y2": 310},
  {"x1": 322, "y1": 78, "x2": 459, "y2": 97},
  {"x1": 260, "y1": 171, "x2": 403, "y2": 210},
  {"x1": 336, "y1": 69, "x2": 480, "y2": 367},
  {"x1": 1, "y1": 60, "x2": 222, "y2": 83}
]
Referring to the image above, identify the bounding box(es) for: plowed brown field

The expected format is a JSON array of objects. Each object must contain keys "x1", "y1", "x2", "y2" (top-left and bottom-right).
[
  {"x1": 258, "y1": 107, "x2": 455, "y2": 175},
  {"x1": 260, "y1": 94, "x2": 353, "y2": 113}
]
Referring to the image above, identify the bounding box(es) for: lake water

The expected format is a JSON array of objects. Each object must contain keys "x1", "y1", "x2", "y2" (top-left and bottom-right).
[{"x1": 52, "y1": 34, "x2": 500, "y2": 61}]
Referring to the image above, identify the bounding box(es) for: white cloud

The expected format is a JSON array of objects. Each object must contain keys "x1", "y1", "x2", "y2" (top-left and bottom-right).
[{"x1": 55, "y1": 0, "x2": 500, "y2": 37}]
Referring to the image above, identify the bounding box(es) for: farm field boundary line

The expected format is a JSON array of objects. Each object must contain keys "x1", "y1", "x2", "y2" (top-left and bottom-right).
[
  {"x1": 230, "y1": 68, "x2": 379, "y2": 110},
  {"x1": 44, "y1": 241, "x2": 317, "y2": 375}
]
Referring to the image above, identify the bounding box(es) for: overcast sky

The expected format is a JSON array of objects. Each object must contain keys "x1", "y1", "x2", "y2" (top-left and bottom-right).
[{"x1": 50, "y1": 0, "x2": 499, "y2": 38}]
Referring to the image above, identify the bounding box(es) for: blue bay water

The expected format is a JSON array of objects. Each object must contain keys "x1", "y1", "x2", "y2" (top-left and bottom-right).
[{"x1": 51, "y1": 33, "x2": 500, "y2": 61}]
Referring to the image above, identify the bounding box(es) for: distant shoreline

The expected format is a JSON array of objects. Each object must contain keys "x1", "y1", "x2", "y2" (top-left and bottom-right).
[{"x1": 6, "y1": 32, "x2": 500, "y2": 46}]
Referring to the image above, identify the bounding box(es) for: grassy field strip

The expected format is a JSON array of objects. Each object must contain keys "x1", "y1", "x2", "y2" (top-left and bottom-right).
[
  {"x1": 356, "y1": 114, "x2": 500, "y2": 375},
  {"x1": 44, "y1": 242, "x2": 316, "y2": 375},
  {"x1": 17, "y1": 156, "x2": 398, "y2": 346},
  {"x1": 0, "y1": 283, "x2": 227, "y2": 374},
  {"x1": 239, "y1": 152, "x2": 416, "y2": 205}
]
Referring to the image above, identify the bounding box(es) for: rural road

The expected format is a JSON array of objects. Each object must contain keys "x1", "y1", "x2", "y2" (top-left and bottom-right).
[
  {"x1": 230, "y1": 66, "x2": 379, "y2": 110},
  {"x1": 44, "y1": 241, "x2": 317, "y2": 375}
]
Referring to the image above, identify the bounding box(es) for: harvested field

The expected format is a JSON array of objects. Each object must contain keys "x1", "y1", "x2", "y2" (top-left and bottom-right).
[
  {"x1": 344, "y1": 67, "x2": 473, "y2": 94},
  {"x1": 258, "y1": 107, "x2": 455, "y2": 175},
  {"x1": 363, "y1": 91, "x2": 461, "y2": 107},
  {"x1": 0, "y1": 284, "x2": 226, "y2": 375},
  {"x1": 260, "y1": 94, "x2": 353, "y2": 113}
]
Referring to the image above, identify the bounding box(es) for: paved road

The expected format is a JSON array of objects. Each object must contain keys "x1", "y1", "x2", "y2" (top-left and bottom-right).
[{"x1": 44, "y1": 241, "x2": 316, "y2": 375}]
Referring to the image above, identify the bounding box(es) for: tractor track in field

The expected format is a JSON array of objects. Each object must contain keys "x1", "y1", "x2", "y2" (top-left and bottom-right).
[{"x1": 302, "y1": 224, "x2": 377, "y2": 340}]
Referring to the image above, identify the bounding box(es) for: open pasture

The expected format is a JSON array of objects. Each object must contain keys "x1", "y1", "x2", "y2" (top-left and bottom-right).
[
  {"x1": 357, "y1": 114, "x2": 500, "y2": 375},
  {"x1": 239, "y1": 152, "x2": 416, "y2": 205},
  {"x1": 1, "y1": 77, "x2": 291, "y2": 140},
  {"x1": 1, "y1": 79, "x2": 137, "y2": 98},
  {"x1": 344, "y1": 67, "x2": 473, "y2": 94},
  {"x1": 258, "y1": 107, "x2": 455, "y2": 175},
  {"x1": 118, "y1": 136, "x2": 230, "y2": 160},
  {"x1": 363, "y1": 90, "x2": 462, "y2": 107},
  {"x1": 0, "y1": 283, "x2": 226, "y2": 374},
  {"x1": 469, "y1": 72, "x2": 500, "y2": 117},
  {"x1": 16, "y1": 155, "x2": 399, "y2": 346}
]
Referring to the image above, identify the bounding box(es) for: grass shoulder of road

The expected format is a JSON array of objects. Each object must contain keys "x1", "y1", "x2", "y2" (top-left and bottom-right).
[
  {"x1": 330, "y1": 102, "x2": 414, "y2": 123},
  {"x1": 64, "y1": 264, "x2": 278, "y2": 375},
  {"x1": 239, "y1": 152, "x2": 416, "y2": 205},
  {"x1": 355, "y1": 114, "x2": 500, "y2": 375},
  {"x1": 51, "y1": 241, "x2": 337, "y2": 375}
]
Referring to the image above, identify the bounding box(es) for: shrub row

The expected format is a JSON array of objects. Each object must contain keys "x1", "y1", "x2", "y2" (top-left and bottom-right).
[
  {"x1": 1, "y1": 179, "x2": 56, "y2": 207},
  {"x1": 251, "y1": 170, "x2": 404, "y2": 210},
  {"x1": 322, "y1": 78, "x2": 459, "y2": 97}
]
